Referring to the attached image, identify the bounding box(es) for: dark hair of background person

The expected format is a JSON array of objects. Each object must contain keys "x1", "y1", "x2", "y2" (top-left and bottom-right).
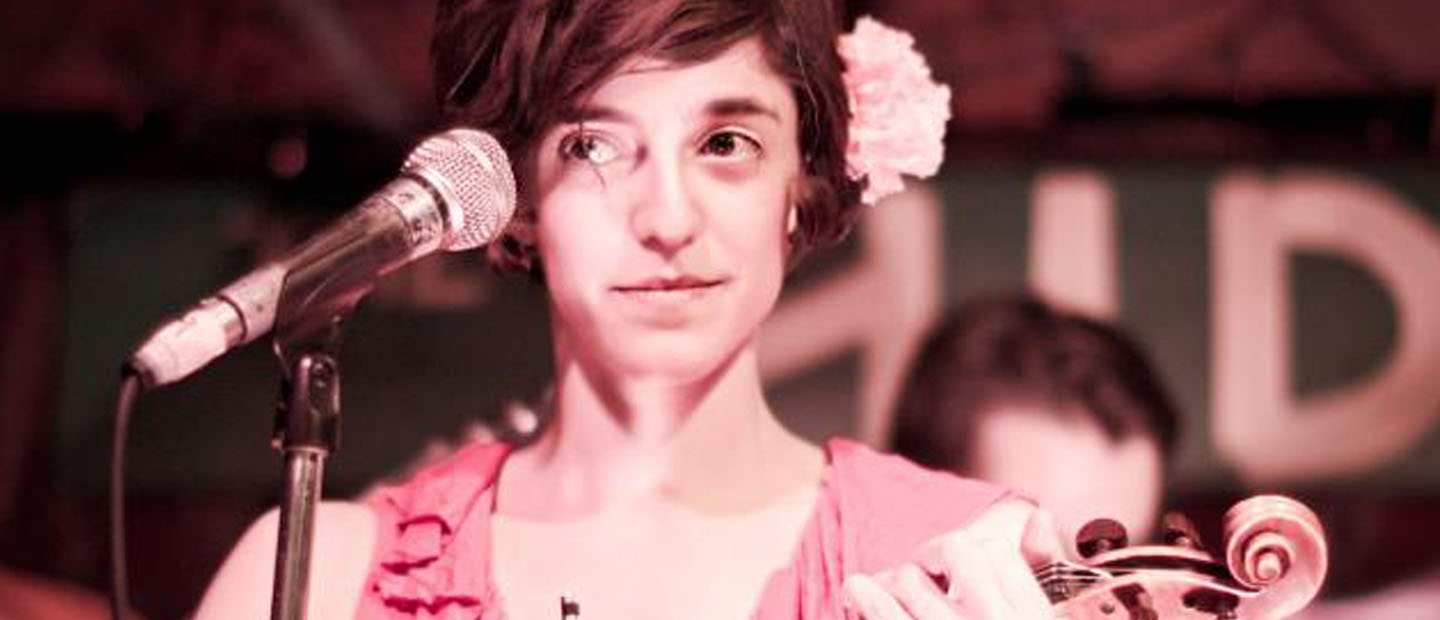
[
  {"x1": 890, "y1": 295, "x2": 1181, "y2": 473},
  {"x1": 432, "y1": 0, "x2": 865, "y2": 279}
]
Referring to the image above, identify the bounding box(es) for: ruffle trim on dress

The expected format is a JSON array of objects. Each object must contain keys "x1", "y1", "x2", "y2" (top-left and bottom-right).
[{"x1": 366, "y1": 443, "x2": 509, "y2": 619}]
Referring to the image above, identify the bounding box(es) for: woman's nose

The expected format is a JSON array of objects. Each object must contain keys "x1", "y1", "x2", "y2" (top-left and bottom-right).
[{"x1": 629, "y1": 157, "x2": 703, "y2": 254}]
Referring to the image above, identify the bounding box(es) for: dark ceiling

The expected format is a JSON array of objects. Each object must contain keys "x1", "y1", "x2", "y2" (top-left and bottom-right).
[{"x1": 2, "y1": 0, "x2": 1436, "y2": 169}]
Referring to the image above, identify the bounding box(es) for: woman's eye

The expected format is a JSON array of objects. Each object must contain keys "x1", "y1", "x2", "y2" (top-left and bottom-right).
[
  {"x1": 560, "y1": 133, "x2": 621, "y2": 165},
  {"x1": 700, "y1": 131, "x2": 761, "y2": 160}
]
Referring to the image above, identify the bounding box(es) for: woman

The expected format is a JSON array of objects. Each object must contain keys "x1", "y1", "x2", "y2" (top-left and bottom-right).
[{"x1": 196, "y1": 0, "x2": 1060, "y2": 618}]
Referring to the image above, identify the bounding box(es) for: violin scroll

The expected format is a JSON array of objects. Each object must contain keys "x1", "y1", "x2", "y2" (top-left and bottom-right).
[{"x1": 1222, "y1": 495, "x2": 1328, "y2": 618}]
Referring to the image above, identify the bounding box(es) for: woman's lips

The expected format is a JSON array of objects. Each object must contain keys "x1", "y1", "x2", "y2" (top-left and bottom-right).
[
  {"x1": 612, "y1": 275, "x2": 727, "y2": 303},
  {"x1": 613, "y1": 275, "x2": 726, "y2": 292}
]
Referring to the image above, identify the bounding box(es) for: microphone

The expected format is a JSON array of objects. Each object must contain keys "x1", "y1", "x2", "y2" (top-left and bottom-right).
[{"x1": 127, "y1": 128, "x2": 517, "y2": 388}]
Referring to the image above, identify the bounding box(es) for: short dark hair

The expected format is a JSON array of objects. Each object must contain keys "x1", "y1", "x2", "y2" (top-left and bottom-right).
[
  {"x1": 432, "y1": 0, "x2": 864, "y2": 278},
  {"x1": 890, "y1": 295, "x2": 1181, "y2": 472}
]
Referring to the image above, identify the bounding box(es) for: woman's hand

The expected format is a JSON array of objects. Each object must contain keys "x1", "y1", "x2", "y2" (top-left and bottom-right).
[{"x1": 842, "y1": 499, "x2": 1063, "y2": 619}]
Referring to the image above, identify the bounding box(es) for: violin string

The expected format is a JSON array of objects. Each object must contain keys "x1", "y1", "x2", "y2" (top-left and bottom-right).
[{"x1": 1033, "y1": 560, "x2": 1110, "y2": 599}]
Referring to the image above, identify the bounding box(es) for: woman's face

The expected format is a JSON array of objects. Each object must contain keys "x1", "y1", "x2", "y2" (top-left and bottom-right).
[{"x1": 527, "y1": 38, "x2": 800, "y2": 381}]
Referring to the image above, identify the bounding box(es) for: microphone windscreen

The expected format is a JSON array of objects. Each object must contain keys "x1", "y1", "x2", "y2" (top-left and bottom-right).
[{"x1": 404, "y1": 128, "x2": 517, "y2": 251}]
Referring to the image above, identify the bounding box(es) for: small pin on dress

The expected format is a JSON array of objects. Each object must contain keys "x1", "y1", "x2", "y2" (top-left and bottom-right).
[{"x1": 559, "y1": 595, "x2": 580, "y2": 619}]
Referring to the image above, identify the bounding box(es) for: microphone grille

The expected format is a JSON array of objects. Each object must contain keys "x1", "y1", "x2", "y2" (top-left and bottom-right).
[{"x1": 403, "y1": 128, "x2": 517, "y2": 251}]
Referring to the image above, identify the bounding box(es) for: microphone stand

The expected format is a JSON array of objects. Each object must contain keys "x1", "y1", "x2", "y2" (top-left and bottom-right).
[{"x1": 269, "y1": 314, "x2": 347, "y2": 620}]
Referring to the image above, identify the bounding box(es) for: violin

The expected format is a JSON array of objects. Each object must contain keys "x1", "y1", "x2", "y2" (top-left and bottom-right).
[{"x1": 1034, "y1": 495, "x2": 1328, "y2": 620}]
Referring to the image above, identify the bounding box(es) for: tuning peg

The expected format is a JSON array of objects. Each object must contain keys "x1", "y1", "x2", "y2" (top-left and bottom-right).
[
  {"x1": 1076, "y1": 518, "x2": 1129, "y2": 559},
  {"x1": 1162, "y1": 511, "x2": 1206, "y2": 551}
]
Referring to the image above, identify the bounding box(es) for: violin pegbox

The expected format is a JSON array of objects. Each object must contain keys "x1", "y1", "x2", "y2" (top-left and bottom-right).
[{"x1": 1037, "y1": 495, "x2": 1328, "y2": 620}]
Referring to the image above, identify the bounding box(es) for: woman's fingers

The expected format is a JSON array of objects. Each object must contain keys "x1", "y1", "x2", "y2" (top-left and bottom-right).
[
  {"x1": 844, "y1": 500, "x2": 1065, "y2": 619},
  {"x1": 1018, "y1": 505, "x2": 1066, "y2": 566},
  {"x1": 979, "y1": 503, "x2": 1062, "y2": 617},
  {"x1": 884, "y1": 564, "x2": 962, "y2": 619},
  {"x1": 844, "y1": 565, "x2": 961, "y2": 619},
  {"x1": 917, "y1": 499, "x2": 1058, "y2": 619},
  {"x1": 843, "y1": 573, "x2": 910, "y2": 619},
  {"x1": 928, "y1": 532, "x2": 1016, "y2": 616},
  {"x1": 978, "y1": 531, "x2": 1054, "y2": 618}
]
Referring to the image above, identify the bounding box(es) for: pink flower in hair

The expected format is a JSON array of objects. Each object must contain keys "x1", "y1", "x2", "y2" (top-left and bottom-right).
[{"x1": 839, "y1": 17, "x2": 951, "y2": 205}]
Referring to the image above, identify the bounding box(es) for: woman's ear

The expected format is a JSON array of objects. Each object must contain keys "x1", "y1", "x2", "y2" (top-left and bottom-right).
[
  {"x1": 506, "y1": 205, "x2": 539, "y2": 246},
  {"x1": 785, "y1": 176, "x2": 809, "y2": 237},
  {"x1": 503, "y1": 204, "x2": 541, "y2": 269},
  {"x1": 483, "y1": 198, "x2": 544, "y2": 277},
  {"x1": 507, "y1": 166, "x2": 541, "y2": 248}
]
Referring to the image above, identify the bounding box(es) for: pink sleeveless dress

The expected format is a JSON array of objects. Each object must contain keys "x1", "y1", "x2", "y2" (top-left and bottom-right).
[{"x1": 352, "y1": 438, "x2": 1008, "y2": 619}]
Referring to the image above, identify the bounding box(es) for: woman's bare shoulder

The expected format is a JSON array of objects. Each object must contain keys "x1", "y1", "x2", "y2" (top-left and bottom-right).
[{"x1": 193, "y1": 501, "x2": 377, "y2": 620}]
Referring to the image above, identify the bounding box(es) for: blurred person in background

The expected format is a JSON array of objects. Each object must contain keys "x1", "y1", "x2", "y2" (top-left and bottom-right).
[{"x1": 890, "y1": 295, "x2": 1179, "y2": 552}]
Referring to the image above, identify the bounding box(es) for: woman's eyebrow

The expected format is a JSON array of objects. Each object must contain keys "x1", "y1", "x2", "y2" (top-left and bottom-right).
[
  {"x1": 557, "y1": 96, "x2": 780, "y2": 125},
  {"x1": 704, "y1": 96, "x2": 781, "y2": 122},
  {"x1": 558, "y1": 104, "x2": 631, "y2": 124}
]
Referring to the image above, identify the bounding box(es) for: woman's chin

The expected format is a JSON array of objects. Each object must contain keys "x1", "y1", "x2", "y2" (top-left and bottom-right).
[{"x1": 599, "y1": 334, "x2": 741, "y2": 384}]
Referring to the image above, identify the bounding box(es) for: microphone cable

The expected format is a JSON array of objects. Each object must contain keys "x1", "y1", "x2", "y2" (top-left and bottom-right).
[{"x1": 109, "y1": 370, "x2": 141, "y2": 620}]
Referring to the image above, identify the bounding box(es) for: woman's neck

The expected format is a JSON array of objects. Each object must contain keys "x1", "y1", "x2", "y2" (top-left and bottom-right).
[{"x1": 496, "y1": 340, "x2": 824, "y2": 520}]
